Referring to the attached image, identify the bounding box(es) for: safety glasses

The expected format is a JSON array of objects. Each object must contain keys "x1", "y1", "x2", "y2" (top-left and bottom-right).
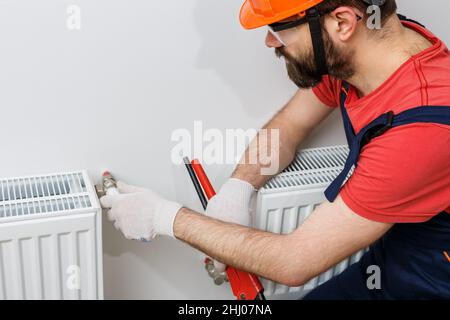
[
  {"x1": 269, "y1": 16, "x2": 309, "y2": 32},
  {"x1": 267, "y1": 8, "x2": 361, "y2": 47},
  {"x1": 267, "y1": 17, "x2": 308, "y2": 46}
]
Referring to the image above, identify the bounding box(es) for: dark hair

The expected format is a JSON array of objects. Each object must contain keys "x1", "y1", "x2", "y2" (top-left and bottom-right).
[{"x1": 316, "y1": 0, "x2": 397, "y2": 24}]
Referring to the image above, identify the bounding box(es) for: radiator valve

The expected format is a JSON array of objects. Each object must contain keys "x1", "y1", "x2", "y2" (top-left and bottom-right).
[
  {"x1": 204, "y1": 258, "x2": 228, "y2": 286},
  {"x1": 95, "y1": 171, "x2": 119, "y2": 198}
]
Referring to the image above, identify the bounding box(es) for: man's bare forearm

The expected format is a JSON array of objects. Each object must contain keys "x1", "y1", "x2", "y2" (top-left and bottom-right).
[
  {"x1": 172, "y1": 198, "x2": 391, "y2": 287},
  {"x1": 232, "y1": 89, "x2": 333, "y2": 189},
  {"x1": 173, "y1": 207, "x2": 301, "y2": 286},
  {"x1": 232, "y1": 116, "x2": 304, "y2": 189}
]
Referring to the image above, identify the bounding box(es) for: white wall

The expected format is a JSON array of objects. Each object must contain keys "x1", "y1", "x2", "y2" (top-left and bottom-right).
[{"x1": 0, "y1": 0, "x2": 447, "y2": 299}]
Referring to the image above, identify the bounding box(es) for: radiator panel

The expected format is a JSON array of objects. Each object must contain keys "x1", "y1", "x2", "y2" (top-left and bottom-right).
[{"x1": 0, "y1": 171, "x2": 103, "y2": 300}]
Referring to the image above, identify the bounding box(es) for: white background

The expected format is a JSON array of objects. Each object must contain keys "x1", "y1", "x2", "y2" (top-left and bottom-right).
[{"x1": 0, "y1": 0, "x2": 447, "y2": 299}]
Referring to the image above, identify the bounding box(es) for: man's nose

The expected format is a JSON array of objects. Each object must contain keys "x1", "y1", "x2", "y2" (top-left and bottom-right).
[{"x1": 265, "y1": 31, "x2": 283, "y2": 48}]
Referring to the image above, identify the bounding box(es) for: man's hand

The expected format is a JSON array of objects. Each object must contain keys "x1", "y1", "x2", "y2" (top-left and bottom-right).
[
  {"x1": 100, "y1": 181, "x2": 182, "y2": 241},
  {"x1": 205, "y1": 178, "x2": 256, "y2": 271},
  {"x1": 206, "y1": 178, "x2": 256, "y2": 226}
]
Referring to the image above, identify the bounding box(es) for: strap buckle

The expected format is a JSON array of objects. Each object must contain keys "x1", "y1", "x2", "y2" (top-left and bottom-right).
[{"x1": 361, "y1": 111, "x2": 395, "y2": 147}]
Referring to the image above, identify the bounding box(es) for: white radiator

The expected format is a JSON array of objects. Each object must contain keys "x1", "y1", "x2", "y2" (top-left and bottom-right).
[
  {"x1": 255, "y1": 145, "x2": 366, "y2": 299},
  {"x1": 0, "y1": 170, "x2": 103, "y2": 300}
]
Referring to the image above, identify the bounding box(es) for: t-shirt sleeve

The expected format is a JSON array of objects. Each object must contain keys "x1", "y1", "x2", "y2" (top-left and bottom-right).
[
  {"x1": 312, "y1": 75, "x2": 341, "y2": 108},
  {"x1": 340, "y1": 124, "x2": 450, "y2": 223}
]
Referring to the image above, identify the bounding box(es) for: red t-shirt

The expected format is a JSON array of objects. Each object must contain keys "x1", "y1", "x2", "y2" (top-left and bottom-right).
[{"x1": 312, "y1": 21, "x2": 450, "y2": 223}]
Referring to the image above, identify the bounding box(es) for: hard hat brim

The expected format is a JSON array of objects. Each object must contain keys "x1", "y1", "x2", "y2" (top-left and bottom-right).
[{"x1": 239, "y1": 0, "x2": 325, "y2": 30}]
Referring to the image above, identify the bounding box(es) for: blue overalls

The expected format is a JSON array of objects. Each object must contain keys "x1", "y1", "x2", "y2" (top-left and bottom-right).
[{"x1": 303, "y1": 80, "x2": 450, "y2": 300}]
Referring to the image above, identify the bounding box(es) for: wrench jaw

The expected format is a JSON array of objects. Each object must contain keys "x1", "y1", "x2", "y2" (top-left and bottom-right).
[{"x1": 204, "y1": 258, "x2": 228, "y2": 286}]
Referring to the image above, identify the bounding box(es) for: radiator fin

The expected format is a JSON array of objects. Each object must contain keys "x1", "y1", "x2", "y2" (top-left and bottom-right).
[
  {"x1": 0, "y1": 173, "x2": 93, "y2": 221},
  {"x1": 261, "y1": 145, "x2": 351, "y2": 192}
]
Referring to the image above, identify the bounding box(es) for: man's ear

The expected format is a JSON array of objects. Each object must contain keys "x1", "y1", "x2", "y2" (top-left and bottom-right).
[{"x1": 327, "y1": 6, "x2": 362, "y2": 42}]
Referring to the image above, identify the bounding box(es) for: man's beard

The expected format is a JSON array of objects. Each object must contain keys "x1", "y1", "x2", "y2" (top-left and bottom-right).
[{"x1": 275, "y1": 30, "x2": 355, "y2": 88}]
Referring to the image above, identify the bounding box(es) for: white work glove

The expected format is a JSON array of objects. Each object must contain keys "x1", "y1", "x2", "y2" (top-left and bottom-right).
[
  {"x1": 205, "y1": 178, "x2": 257, "y2": 272},
  {"x1": 100, "y1": 181, "x2": 182, "y2": 241}
]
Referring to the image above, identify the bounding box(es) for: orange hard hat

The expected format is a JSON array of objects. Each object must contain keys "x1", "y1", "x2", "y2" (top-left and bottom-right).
[{"x1": 240, "y1": 0, "x2": 326, "y2": 29}]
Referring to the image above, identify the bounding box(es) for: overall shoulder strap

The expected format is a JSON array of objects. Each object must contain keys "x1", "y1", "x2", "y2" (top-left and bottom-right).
[
  {"x1": 339, "y1": 81, "x2": 355, "y2": 146},
  {"x1": 397, "y1": 14, "x2": 426, "y2": 28},
  {"x1": 325, "y1": 106, "x2": 450, "y2": 202},
  {"x1": 392, "y1": 106, "x2": 450, "y2": 127}
]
